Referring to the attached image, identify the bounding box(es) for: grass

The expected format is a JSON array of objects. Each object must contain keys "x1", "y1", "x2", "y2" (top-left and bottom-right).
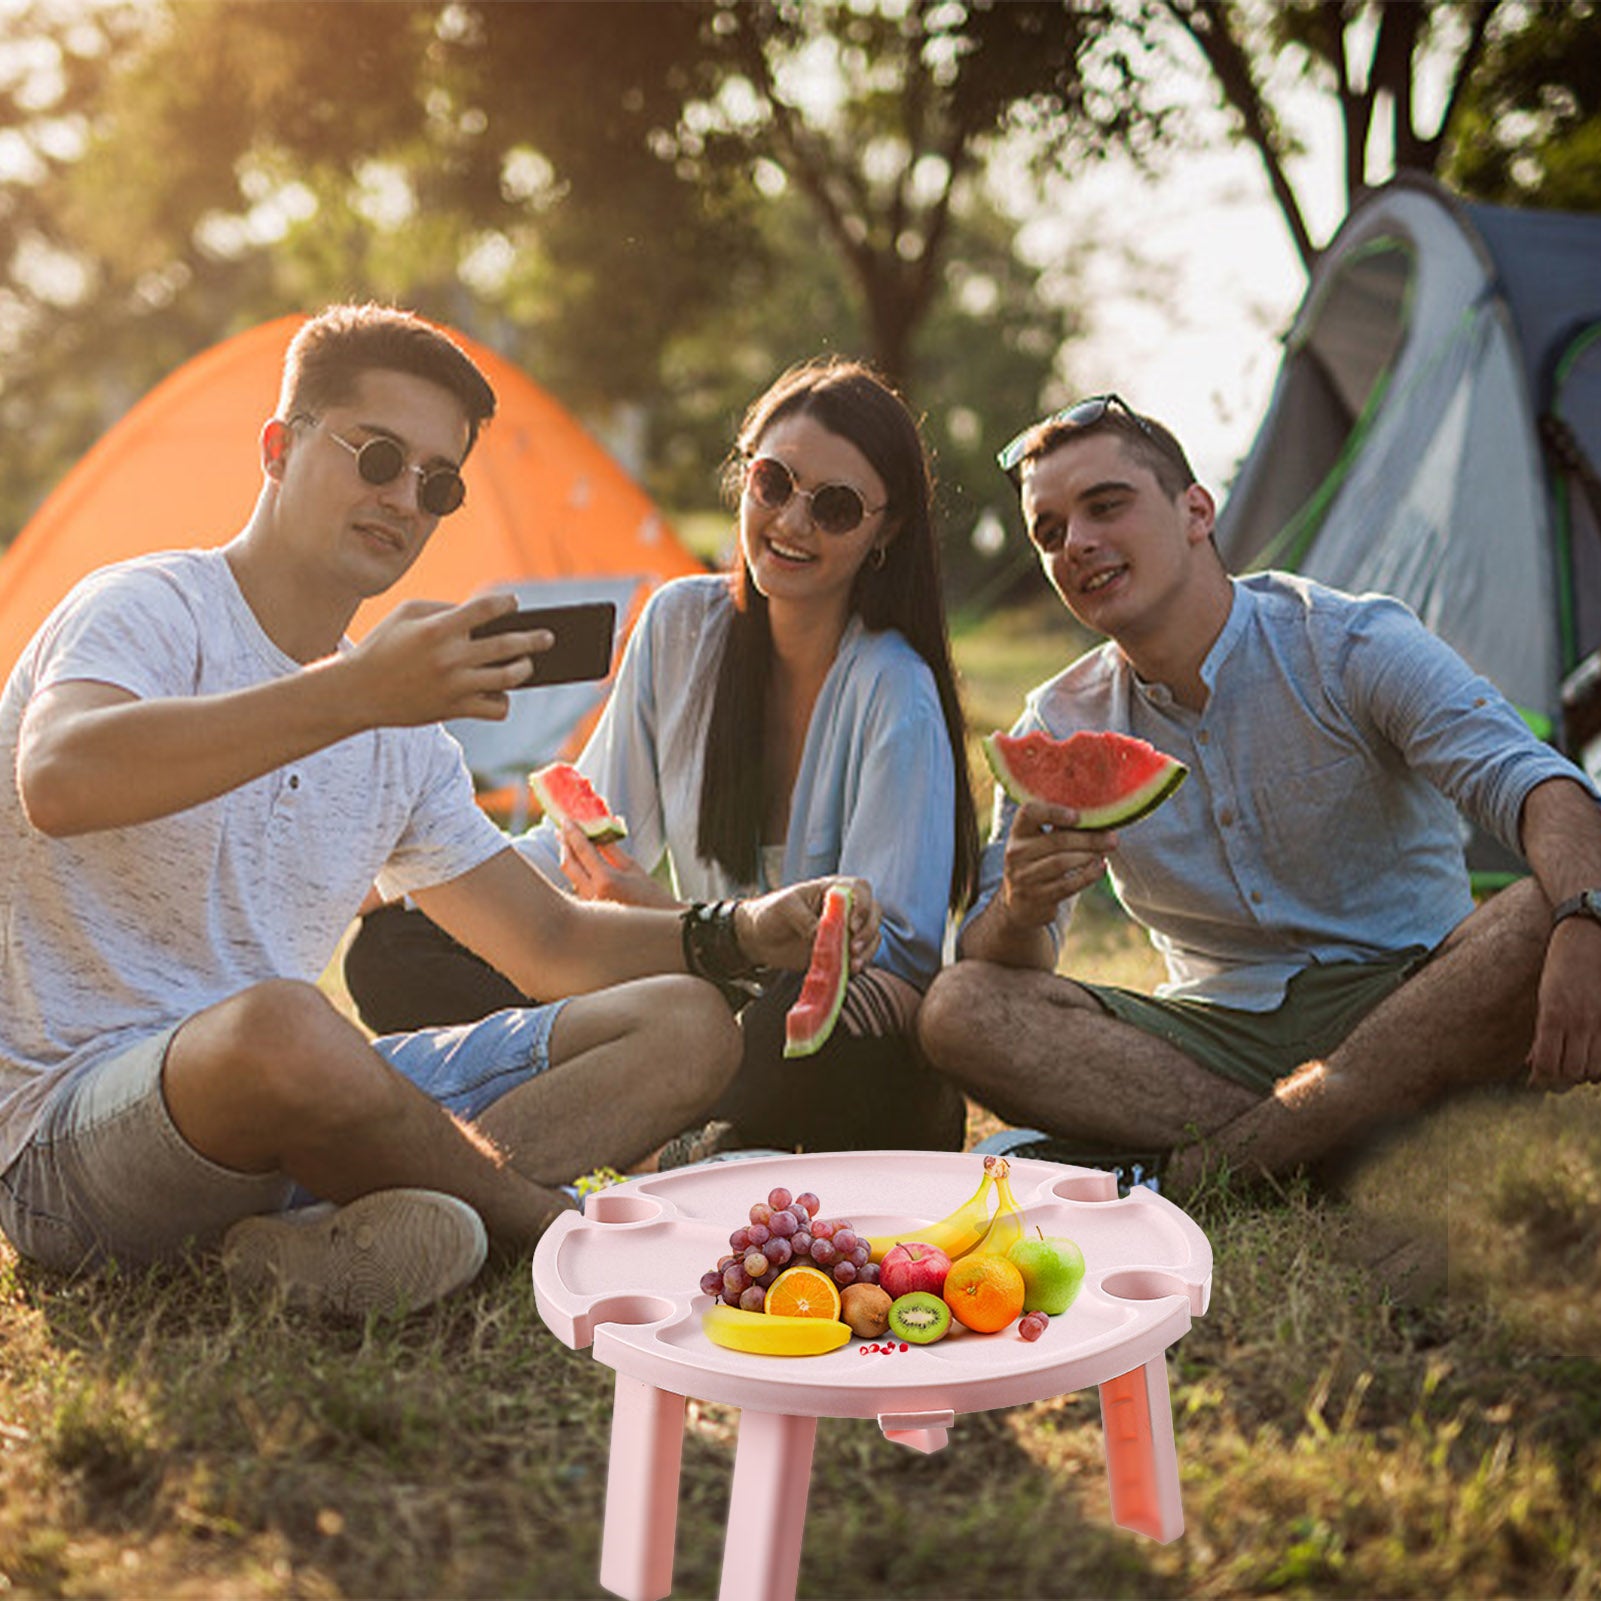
[{"x1": 3, "y1": 597, "x2": 1601, "y2": 1600}]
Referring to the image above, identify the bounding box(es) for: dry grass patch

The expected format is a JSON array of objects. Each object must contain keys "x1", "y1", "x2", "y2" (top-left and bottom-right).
[{"x1": 6, "y1": 1081, "x2": 1599, "y2": 1600}]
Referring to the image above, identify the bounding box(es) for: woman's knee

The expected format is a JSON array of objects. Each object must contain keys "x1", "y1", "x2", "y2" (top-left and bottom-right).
[
  {"x1": 657, "y1": 976, "x2": 743, "y2": 1095},
  {"x1": 345, "y1": 904, "x2": 527, "y2": 1032},
  {"x1": 556, "y1": 975, "x2": 741, "y2": 1102}
]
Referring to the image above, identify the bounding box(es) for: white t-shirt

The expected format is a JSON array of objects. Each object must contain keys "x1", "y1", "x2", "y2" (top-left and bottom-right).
[{"x1": 0, "y1": 548, "x2": 509, "y2": 1170}]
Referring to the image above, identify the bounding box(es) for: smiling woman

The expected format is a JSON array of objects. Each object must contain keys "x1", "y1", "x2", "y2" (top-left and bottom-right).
[{"x1": 344, "y1": 356, "x2": 983, "y2": 1160}]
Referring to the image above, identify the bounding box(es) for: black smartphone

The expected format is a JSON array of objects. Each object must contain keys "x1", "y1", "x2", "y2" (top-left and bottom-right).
[{"x1": 470, "y1": 600, "x2": 617, "y2": 688}]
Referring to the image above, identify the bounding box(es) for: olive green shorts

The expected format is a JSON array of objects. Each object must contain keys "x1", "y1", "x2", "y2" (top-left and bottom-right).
[{"x1": 1079, "y1": 948, "x2": 1433, "y2": 1096}]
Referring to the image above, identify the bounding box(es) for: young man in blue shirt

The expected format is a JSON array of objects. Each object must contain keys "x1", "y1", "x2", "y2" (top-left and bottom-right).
[{"x1": 918, "y1": 396, "x2": 1601, "y2": 1190}]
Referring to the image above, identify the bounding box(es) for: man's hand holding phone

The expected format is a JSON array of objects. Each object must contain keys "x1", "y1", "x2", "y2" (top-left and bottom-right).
[
  {"x1": 342, "y1": 595, "x2": 553, "y2": 726},
  {"x1": 470, "y1": 600, "x2": 616, "y2": 688},
  {"x1": 343, "y1": 593, "x2": 616, "y2": 728}
]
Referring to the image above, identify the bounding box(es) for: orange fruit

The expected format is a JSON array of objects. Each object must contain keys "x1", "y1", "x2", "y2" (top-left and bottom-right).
[
  {"x1": 942, "y1": 1253, "x2": 1026, "y2": 1333},
  {"x1": 764, "y1": 1264, "x2": 842, "y2": 1320}
]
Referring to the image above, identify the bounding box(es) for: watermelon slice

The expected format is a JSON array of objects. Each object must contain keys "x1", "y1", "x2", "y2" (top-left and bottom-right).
[
  {"x1": 528, "y1": 762, "x2": 628, "y2": 844},
  {"x1": 981, "y1": 729, "x2": 1187, "y2": 828},
  {"x1": 783, "y1": 883, "x2": 853, "y2": 1059}
]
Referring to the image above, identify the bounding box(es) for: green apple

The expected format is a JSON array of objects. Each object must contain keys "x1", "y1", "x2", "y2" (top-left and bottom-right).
[{"x1": 1007, "y1": 1230, "x2": 1086, "y2": 1315}]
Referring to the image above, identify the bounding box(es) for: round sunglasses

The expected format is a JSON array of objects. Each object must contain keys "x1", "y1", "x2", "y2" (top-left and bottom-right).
[
  {"x1": 316, "y1": 423, "x2": 468, "y2": 517},
  {"x1": 744, "y1": 455, "x2": 885, "y2": 537}
]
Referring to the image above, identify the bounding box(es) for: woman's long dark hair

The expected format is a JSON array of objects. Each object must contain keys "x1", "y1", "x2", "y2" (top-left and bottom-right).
[{"x1": 696, "y1": 357, "x2": 979, "y2": 913}]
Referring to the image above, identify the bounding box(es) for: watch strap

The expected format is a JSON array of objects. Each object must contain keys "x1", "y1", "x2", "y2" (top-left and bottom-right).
[{"x1": 1551, "y1": 888, "x2": 1601, "y2": 927}]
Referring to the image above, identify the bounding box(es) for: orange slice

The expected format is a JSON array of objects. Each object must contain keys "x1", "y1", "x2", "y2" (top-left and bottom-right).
[{"x1": 764, "y1": 1263, "x2": 842, "y2": 1320}]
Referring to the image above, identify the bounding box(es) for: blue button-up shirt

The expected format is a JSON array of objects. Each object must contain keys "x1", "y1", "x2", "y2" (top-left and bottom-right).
[{"x1": 967, "y1": 573, "x2": 1595, "y2": 1010}]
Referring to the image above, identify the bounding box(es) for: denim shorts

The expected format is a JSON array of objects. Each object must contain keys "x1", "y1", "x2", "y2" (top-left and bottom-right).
[
  {"x1": 1079, "y1": 949, "x2": 1432, "y2": 1096},
  {"x1": 368, "y1": 1003, "x2": 565, "y2": 1121},
  {"x1": 0, "y1": 1001, "x2": 566, "y2": 1274}
]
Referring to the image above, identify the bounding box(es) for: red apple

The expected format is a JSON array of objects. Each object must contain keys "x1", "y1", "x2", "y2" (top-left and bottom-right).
[{"x1": 878, "y1": 1241, "x2": 953, "y2": 1299}]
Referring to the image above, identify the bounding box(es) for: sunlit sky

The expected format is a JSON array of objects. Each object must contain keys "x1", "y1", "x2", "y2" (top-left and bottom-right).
[
  {"x1": 1014, "y1": 87, "x2": 1352, "y2": 504},
  {"x1": 1050, "y1": 155, "x2": 1326, "y2": 502},
  {"x1": 1027, "y1": 9, "x2": 1465, "y2": 502}
]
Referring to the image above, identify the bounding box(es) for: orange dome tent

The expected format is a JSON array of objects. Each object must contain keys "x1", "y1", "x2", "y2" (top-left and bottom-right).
[{"x1": 0, "y1": 315, "x2": 703, "y2": 811}]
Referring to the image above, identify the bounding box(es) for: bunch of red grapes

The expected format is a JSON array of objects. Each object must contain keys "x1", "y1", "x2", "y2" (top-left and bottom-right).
[{"x1": 697, "y1": 1186, "x2": 882, "y2": 1312}]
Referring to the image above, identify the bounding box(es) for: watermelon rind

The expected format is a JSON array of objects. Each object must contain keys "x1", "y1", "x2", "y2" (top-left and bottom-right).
[
  {"x1": 981, "y1": 731, "x2": 1188, "y2": 829},
  {"x1": 528, "y1": 762, "x2": 628, "y2": 844},
  {"x1": 783, "y1": 883, "x2": 853, "y2": 1059}
]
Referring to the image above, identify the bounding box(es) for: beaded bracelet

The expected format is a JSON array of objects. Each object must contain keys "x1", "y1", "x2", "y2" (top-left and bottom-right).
[{"x1": 680, "y1": 900, "x2": 761, "y2": 984}]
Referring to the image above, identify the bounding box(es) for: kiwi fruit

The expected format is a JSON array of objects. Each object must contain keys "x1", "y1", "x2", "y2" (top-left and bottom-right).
[
  {"x1": 887, "y1": 1290, "x2": 951, "y2": 1344},
  {"x1": 840, "y1": 1282, "x2": 892, "y2": 1339}
]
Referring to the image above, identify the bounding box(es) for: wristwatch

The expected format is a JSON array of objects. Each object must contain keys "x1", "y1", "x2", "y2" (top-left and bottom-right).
[{"x1": 1551, "y1": 888, "x2": 1601, "y2": 929}]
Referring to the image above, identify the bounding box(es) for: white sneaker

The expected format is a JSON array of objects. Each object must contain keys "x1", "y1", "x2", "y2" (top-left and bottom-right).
[{"x1": 222, "y1": 1188, "x2": 488, "y2": 1316}]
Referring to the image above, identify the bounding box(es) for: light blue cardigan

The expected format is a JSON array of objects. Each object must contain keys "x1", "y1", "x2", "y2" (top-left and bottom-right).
[{"x1": 514, "y1": 575, "x2": 957, "y2": 989}]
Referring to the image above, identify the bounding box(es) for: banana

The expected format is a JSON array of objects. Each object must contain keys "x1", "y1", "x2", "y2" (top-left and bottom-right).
[
  {"x1": 967, "y1": 1157, "x2": 1025, "y2": 1259},
  {"x1": 702, "y1": 1303, "x2": 852, "y2": 1356},
  {"x1": 865, "y1": 1164, "x2": 996, "y2": 1263}
]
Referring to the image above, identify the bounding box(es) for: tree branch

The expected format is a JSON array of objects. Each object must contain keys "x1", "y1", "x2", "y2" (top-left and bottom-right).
[
  {"x1": 1372, "y1": 0, "x2": 1423, "y2": 173},
  {"x1": 726, "y1": 15, "x2": 878, "y2": 288},
  {"x1": 1163, "y1": 0, "x2": 1318, "y2": 270},
  {"x1": 1308, "y1": 0, "x2": 1374, "y2": 203}
]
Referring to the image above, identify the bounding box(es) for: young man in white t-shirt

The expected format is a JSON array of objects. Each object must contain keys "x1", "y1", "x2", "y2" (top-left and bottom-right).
[{"x1": 0, "y1": 304, "x2": 877, "y2": 1315}]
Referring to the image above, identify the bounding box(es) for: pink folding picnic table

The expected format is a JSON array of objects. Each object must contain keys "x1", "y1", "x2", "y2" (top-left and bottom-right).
[{"x1": 532, "y1": 1150, "x2": 1211, "y2": 1601}]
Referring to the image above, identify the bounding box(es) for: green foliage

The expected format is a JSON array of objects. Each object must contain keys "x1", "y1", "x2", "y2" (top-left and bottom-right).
[
  {"x1": 1445, "y1": 0, "x2": 1601, "y2": 211},
  {"x1": 914, "y1": 194, "x2": 1085, "y2": 594},
  {"x1": 704, "y1": 0, "x2": 1096, "y2": 385},
  {"x1": 46, "y1": 1382, "x2": 163, "y2": 1512},
  {"x1": 0, "y1": 0, "x2": 1095, "y2": 583}
]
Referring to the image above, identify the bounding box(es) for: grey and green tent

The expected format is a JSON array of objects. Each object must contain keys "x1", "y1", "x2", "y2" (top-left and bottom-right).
[{"x1": 1216, "y1": 171, "x2": 1601, "y2": 877}]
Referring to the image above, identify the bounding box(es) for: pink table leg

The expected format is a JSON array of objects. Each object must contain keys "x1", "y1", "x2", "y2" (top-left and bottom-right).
[
  {"x1": 600, "y1": 1374, "x2": 686, "y2": 1601},
  {"x1": 718, "y1": 1410, "x2": 818, "y2": 1601},
  {"x1": 1098, "y1": 1356, "x2": 1184, "y2": 1543}
]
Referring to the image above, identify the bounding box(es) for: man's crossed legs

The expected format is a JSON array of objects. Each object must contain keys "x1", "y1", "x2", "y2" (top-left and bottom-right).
[
  {"x1": 0, "y1": 973, "x2": 740, "y2": 1316},
  {"x1": 918, "y1": 880, "x2": 1551, "y2": 1191}
]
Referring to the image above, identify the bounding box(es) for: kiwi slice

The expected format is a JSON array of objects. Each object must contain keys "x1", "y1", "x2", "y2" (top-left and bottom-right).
[{"x1": 887, "y1": 1290, "x2": 951, "y2": 1345}]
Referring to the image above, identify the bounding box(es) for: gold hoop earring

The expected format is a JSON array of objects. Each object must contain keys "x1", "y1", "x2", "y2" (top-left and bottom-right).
[{"x1": 871, "y1": 544, "x2": 887, "y2": 570}]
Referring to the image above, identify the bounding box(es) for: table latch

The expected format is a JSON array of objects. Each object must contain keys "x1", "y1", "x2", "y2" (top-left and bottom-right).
[{"x1": 877, "y1": 1410, "x2": 955, "y2": 1454}]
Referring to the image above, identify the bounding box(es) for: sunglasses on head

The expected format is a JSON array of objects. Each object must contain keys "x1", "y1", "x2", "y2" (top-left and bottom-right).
[
  {"x1": 309, "y1": 420, "x2": 467, "y2": 517},
  {"x1": 996, "y1": 393, "x2": 1156, "y2": 478},
  {"x1": 744, "y1": 455, "x2": 885, "y2": 537}
]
